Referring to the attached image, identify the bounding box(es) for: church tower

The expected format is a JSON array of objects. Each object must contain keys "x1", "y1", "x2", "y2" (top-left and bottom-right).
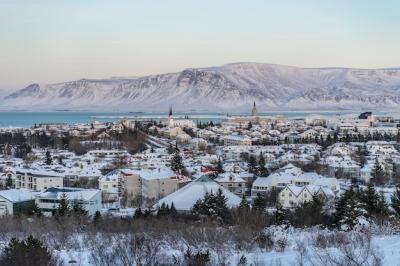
[
  {"x1": 168, "y1": 106, "x2": 174, "y2": 128},
  {"x1": 251, "y1": 101, "x2": 258, "y2": 117}
]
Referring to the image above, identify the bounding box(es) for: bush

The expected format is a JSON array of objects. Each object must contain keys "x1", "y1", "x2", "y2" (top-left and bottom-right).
[
  {"x1": 254, "y1": 231, "x2": 274, "y2": 251},
  {"x1": 0, "y1": 235, "x2": 55, "y2": 266},
  {"x1": 183, "y1": 247, "x2": 211, "y2": 266}
]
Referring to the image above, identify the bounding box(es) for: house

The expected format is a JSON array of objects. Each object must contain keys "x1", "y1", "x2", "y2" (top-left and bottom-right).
[
  {"x1": 214, "y1": 173, "x2": 246, "y2": 196},
  {"x1": 35, "y1": 187, "x2": 101, "y2": 216},
  {"x1": 189, "y1": 138, "x2": 208, "y2": 150},
  {"x1": 140, "y1": 169, "x2": 180, "y2": 205},
  {"x1": 15, "y1": 170, "x2": 63, "y2": 191},
  {"x1": 222, "y1": 135, "x2": 252, "y2": 146},
  {"x1": 119, "y1": 169, "x2": 180, "y2": 207},
  {"x1": 99, "y1": 169, "x2": 122, "y2": 202},
  {"x1": 176, "y1": 132, "x2": 192, "y2": 144},
  {"x1": 278, "y1": 184, "x2": 335, "y2": 208},
  {"x1": 326, "y1": 158, "x2": 361, "y2": 180},
  {"x1": 251, "y1": 164, "x2": 339, "y2": 197},
  {"x1": 0, "y1": 166, "x2": 16, "y2": 187},
  {"x1": 0, "y1": 189, "x2": 39, "y2": 216},
  {"x1": 155, "y1": 176, "x2": 241, "y2": 212}
]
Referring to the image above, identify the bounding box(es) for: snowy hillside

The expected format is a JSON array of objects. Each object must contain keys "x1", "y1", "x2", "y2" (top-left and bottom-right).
[{"x1": 3, "y1": 63, "x2": 400, "y2": 111}]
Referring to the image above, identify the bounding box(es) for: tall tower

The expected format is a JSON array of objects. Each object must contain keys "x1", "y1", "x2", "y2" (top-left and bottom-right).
[
  {"x1": 251, "y1": 101, "x2": 258, "y2": 117},
  {"x1": 168, "y1": 106, "x2": 174, "y2": 128}
]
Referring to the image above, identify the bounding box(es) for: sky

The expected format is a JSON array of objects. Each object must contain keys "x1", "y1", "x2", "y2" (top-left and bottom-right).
[{"x1": 0, "y1": 0, "x2": 399, "y2": 90}]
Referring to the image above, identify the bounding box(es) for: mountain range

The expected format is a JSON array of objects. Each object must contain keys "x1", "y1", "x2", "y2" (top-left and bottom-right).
[{"x1": 2, "y1": 62, "x2": 400, "y2": 112}]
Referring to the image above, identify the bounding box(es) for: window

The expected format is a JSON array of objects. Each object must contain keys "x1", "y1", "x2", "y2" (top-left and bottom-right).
[{"x1": 289, "y1": 193, "x2": 292, "y2": 197}]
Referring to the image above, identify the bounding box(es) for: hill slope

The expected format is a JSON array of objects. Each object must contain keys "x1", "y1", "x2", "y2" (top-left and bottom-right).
[{"x1": 3, "y1": 63, "x2": 400, "y2": 111}]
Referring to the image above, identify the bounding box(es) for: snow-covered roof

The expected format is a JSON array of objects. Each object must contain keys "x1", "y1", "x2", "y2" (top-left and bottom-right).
[
  {"x1": 16, "y1": 168, "x2": 64, "y2": 177},
  {"x1": 253, "y1": 164, "x2": 339, "y2": 189},
  {"x1": 121, "y1": 168, "x2": 176, "y2": 180},
  {"x1": 36, "y1": 187, "x2": 100, "y2": 201},
  {"x1": 156, "y1": 176, "x2": 241, "y2": 211},
  {"x1": 214, "y1": 173, "x2": 246, "y2": 183},
  {"x1": 0, "y1": 189, "x2": 39, "y2": 203}
]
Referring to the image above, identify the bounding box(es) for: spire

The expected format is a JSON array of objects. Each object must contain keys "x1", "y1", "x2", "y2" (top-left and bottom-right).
[
  {"x1": 169, "y1": 106, "x2": 173, "y2": 117},
  {"x1": 251, "y1": 101, "x2": 258, "y2": 117}
]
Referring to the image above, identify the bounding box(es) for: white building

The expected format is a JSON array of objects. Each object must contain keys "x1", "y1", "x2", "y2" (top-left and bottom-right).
[
  {"x1": 0, "y1": 189, "x2": 39, "y2": 216},
  {"x1": 15, "y1": 170, "x2": 63, "y2": 191},
  {"x1": 278, "y1": 184, "x2": 335, "y2": 208},
  {"x1": 156, "y1": 176, "x2": 241, "y2": 212},
  {"x1": 36, "y1": 187, "x2": 102, "y2": 216},
  {"x1": 214, "y1": 173, "x2": 246, "y2": 196},
  {"x1": 251, "y1": 164, "x2": 339, "y2": 197},
  {"x1": 222, "y1": 135, "x2": 252, "y2": 146},
  {"x1": 99, "y1": 169, "x2": 122, "y2": 202},
  {"x1": 118, "y1": 168, "x2": 181, "y2": 206}
]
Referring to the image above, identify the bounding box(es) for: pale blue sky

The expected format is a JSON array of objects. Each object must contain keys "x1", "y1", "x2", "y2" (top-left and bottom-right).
[{"x1": 0, "y1": 0, "x2": 399, "y2": 89}]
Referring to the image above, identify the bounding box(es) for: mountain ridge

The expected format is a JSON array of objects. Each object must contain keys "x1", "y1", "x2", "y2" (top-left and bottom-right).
[{"x1": 3, "y1": 62, "x2": 400, "y2": 111}]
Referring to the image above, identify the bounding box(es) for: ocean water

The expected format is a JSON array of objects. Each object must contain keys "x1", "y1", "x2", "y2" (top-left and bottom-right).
[{"x1": 0, "y1": 110, "x2": 391, "y2": 128}]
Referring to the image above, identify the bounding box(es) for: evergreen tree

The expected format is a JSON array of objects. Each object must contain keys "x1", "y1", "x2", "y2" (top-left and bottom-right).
[
  {"x1": 171, "y1": 151, "x2": 184, "y2": 172},
  {"x1": 45, "y1": 150, "x2": 52, "y2": 165},
  {"x1": 248, "y1": 155, "x2": 257, "y2": 174},
  {"x1": 247, "y1": 121, "x2": 253, "y2": 130},
  {"x1": 360, "y1": 183, "x2": 380, "y2": 214},
  {"x1": 371, "y1": 157, "x2": 385, "y2": 185},
  {"x1": 158, "y1": 202, "x2": 170, "y2": 216},
  {"x1": 170, "y1": 202, "x2": 178, "y2": 216},
  {"x1": 72, "y1": 199, "x2": 88, "y2": 216},
  {"x1": 93, "y1": 210, "x2": 101, "y2": 223},
  {"x1": 335, "y1": 187, "x2": 367, "y2": 231},
  {"x1": 257, "y1": 152, "x2": 267, "y2": 176},
  {"x1": 191, "y1": 190, "x2": 230, "y2": 222},
  {"x1": 5, "y1": 176, "x2": 13, "y2": 188},
  {"x1": 253, "y1": 193, "x2": 266, "y2": 212},
  {"x1": 28, "y1": 202, "x2": 42, "y2": 217},
  {"x1": 274, "y1": 204, "x2": 286, "y2": 225},
  {"x1": 2, "y1": 236, "x2": 52, "y2": 266},
  {"x1": 167, "y1": 143, "x2": 175, "y2": 154},
  {"x1": 216, "y1": 158, "x2": 224, "y2": 174},
  {"x1": 238, "y1": 195, "x2": 250, "y2": 211},
  {"x1": 375, "y1": 192, "x2": 389, "y2": 225},
  {"x1": 215, "y1": 188, "x2": 230, "y2": 221},
  {"x1": 391, "y1": 187, "x2": 400, "y2": 218},
  {"x1": 134, "y1": 207, "x2": 143, "y2": 218},
  {"x1": 54, "y1": 192, "x2": 70, "y2": 217},
  {"x1": 292, "y1": 194, "x2": 325, "y2": 227}
]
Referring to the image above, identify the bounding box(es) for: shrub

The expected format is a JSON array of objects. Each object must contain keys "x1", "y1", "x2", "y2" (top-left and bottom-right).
[{"x1": 0, "y1": 235, "x2": 55, "y2": 266}]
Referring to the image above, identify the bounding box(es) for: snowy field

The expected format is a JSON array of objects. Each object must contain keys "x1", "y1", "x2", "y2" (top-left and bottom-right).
[{"x1": 33, "y1": 226, "x2": 400, "y2": 265}]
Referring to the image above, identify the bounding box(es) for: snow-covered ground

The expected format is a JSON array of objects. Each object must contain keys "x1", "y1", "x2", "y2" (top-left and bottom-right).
[{"x1": 22, "y1": 226, "x2": 400, "y2": 265}]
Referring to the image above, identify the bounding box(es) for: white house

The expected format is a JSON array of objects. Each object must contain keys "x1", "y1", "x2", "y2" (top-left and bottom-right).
[
  {"x1": 251, "y1": 164, "x2": 339, "y2": 197},
  {"x1": 214, "y1": 173, "x2": 246, "y2": 196},
  {"x1": 0, "y1": 189, "x2": 39, "y2": 216},
  {"x1": 15, "y1": 170, "x2": 64, "y2": 191},
  {"x1": 36, "y1": 187, "x2": 102, "y2": 216},
  {"x1": 222, "y1": 135, "x2": 252, "y2": 146},
  {"x1": 99, "y1": 169, "x2": 122, "y2": 202},
  {"x1": 278, "y1": 184, "x2": 335, "y2": 208}
]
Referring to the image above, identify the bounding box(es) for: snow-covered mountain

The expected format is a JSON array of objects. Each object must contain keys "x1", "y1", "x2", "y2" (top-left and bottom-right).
[{"x1": 3, "y1": 63, "x2": 400, "y2": 111}]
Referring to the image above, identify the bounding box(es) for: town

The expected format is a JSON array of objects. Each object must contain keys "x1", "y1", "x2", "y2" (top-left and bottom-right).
[{"x1": 1, "y1": 104, "x2": 400, "y2": 264}]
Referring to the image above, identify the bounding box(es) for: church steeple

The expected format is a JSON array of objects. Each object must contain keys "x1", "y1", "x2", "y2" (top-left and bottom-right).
[
  {"x1": 251, "y1": 101, "x2": 258, "y2": 117},
  {"x1": 168, "y1": 106, "x2": 174, "y2": 128}
]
